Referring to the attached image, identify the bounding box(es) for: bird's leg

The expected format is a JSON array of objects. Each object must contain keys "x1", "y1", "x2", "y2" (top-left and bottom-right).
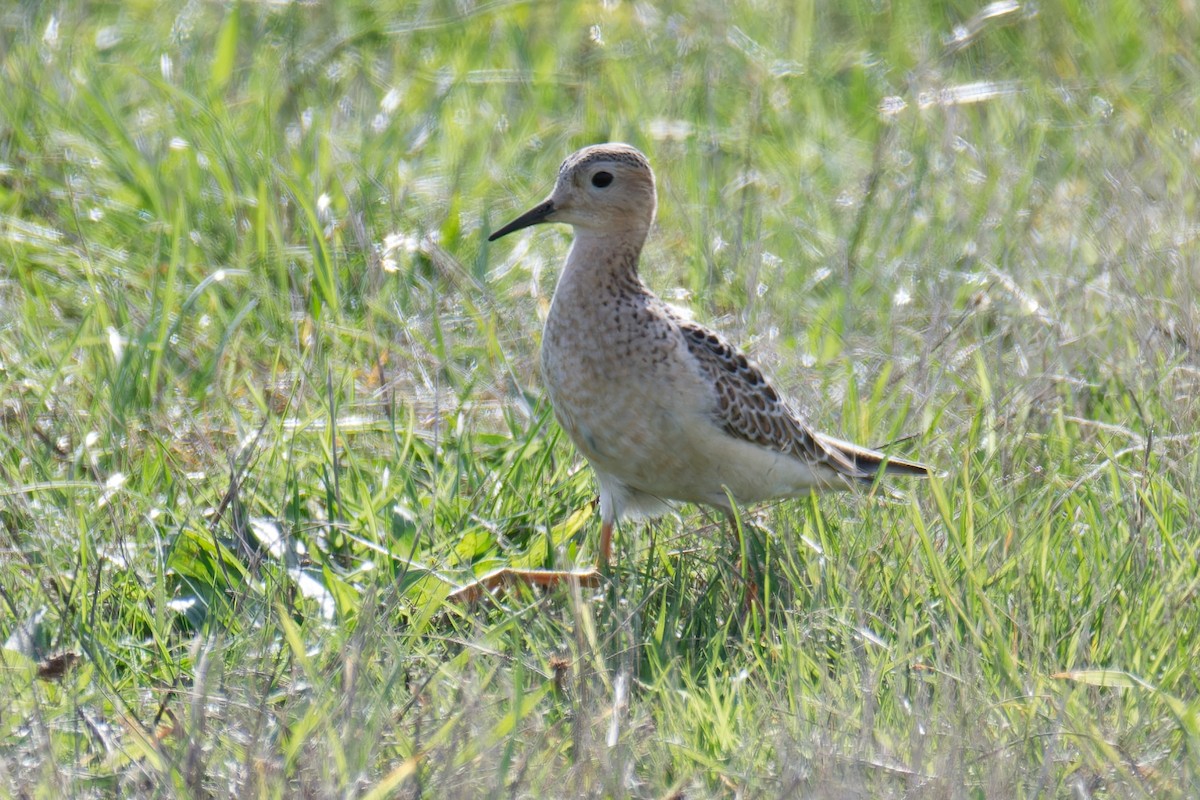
[
  {"x1": 725, "y1": 507, "x2": 763, "y2": 614},
  {"x1": 599, "y1": 519, "x2": 614, "y2": 570}
]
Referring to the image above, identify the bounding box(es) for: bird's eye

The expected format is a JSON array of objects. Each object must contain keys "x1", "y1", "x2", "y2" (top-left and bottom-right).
[{"x1": 591, "y1": 171, "x2": 613, "y2": 188}]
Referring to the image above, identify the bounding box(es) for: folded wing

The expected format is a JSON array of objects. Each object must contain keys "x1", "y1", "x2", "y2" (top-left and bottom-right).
[{"x1": 676, "y1": 318, "x2": 930, "y2": 482}]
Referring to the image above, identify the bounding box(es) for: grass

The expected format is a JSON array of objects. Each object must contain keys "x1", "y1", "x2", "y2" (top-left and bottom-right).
[{"x1": 2, "y1": 0, "x2": 1199, "y2": 796}]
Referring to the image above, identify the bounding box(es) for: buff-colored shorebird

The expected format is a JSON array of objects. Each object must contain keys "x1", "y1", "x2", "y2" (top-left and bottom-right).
[{"x1": 450, "y1": 143, "x2": 930, "y2": 602}]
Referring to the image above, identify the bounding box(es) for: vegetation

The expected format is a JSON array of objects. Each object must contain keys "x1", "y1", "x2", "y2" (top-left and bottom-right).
[{"x1": 2, "y1": 0, "x2": 1198, "y2": 796}]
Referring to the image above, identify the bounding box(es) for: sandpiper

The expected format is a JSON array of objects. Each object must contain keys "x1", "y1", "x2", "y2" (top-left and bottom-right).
[{"x1": 450, "y1": 143, "x2": 929, "y2": 602}]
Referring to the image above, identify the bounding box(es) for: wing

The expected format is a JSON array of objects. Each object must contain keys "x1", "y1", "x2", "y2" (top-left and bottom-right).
[{"x1": 676, "y1": 318, "x2": 930, "y2": 481}]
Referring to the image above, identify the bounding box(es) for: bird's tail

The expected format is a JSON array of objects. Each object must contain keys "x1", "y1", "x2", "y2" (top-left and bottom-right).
[{"x1": 813, "y1": 431, "x2": 932, "y2": 480}]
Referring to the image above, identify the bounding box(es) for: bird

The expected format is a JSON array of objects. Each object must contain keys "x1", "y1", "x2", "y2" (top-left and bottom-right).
[{"x1": 449, "y1": 143, "x2": 930, "y2": 602}]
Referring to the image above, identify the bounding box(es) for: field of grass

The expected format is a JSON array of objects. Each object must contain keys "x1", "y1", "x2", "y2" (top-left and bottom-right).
[{"x1": 2, "y1": 0, "x2": 1199, "y2": 796}]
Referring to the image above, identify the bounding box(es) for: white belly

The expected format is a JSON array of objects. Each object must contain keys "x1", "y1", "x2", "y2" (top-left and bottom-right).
[{"x1": 542, "y1": 328, "x2": 833, "y2": 520}]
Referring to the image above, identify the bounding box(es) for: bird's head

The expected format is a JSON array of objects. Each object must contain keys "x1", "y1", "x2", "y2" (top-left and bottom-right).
[{"x1": 488, "y1": 143, "x2": 657, "y2": 241}]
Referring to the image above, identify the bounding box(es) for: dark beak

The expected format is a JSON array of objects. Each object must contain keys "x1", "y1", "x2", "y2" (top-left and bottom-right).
[{"x1": 487, "y1": 199, "x2": 556, "y2": 241}]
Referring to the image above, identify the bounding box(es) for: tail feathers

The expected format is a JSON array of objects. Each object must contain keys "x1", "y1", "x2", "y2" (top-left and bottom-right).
[{"x1": 813, "y1": 432, "x2": 932, "y2": 480}]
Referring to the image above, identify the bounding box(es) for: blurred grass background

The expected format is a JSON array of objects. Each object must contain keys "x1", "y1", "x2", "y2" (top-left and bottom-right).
[{"x1": 1, "y1": 0, "x2": 1199, "y2": 796}]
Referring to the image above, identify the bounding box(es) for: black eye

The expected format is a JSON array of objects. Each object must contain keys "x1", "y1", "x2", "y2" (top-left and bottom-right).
[{"x1": 591, "y1": 171, "x2": 613, "y2": 188}]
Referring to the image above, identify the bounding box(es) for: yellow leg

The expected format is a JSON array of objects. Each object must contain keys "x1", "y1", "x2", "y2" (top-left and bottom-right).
[{"x1": 599, "y1": 520, "x2": 614, "y2": 569}]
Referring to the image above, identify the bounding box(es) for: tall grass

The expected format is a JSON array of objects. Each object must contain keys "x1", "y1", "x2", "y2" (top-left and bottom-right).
[{"x1": 2, "y1": 0, "x2": 1198, "y2": 796}]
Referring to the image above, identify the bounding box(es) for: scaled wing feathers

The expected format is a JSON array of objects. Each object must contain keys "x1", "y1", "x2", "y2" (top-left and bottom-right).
[{"x1": 676, "y1": 319, "x2": 929, "y2": 481}]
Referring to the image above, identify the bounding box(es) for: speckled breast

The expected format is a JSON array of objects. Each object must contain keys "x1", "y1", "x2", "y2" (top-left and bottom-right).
[{"x1": 539, "y1": 284, "x2": 698, "y2": 479}]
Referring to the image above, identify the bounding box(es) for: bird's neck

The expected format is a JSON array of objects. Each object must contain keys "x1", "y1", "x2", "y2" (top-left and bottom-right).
[{"x1": 557, "y1": 227, "x2": 650, "y2": 298}]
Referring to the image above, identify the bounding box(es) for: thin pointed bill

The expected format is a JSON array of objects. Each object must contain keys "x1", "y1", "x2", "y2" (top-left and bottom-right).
[{"x1": 487, "y1": 199, "x2": 555, "y2": 241}]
